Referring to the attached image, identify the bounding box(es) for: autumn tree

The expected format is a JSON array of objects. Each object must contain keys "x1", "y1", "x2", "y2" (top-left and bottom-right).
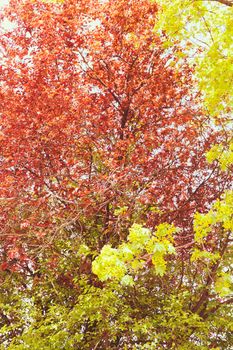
[
  {"x1": 156, "y1": 0, "x2": 233, "y2": 167},
  {"x1": 0, "y1": 0, "x2": 232, "y2": 349}
]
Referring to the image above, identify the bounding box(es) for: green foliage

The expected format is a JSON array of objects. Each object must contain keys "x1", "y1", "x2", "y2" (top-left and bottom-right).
[
  {"x1": 1, "y1": 224, "x2": 232, "y2": 349},
  {"x1": 194, "y1": 190, "x2": 233, "y2": 242},
  {"x1": 215, "y1": 273, "x2": 232, "y2": 297},
  {"x1": 156, "y1": 0, "x2": 233, "y2": 117},
  {"x1": 191, "y1": 248, "x2": 220, "y2": 263},
  {"x1": 92, "y1": 223, "x2": 177, "y2": 283},
  {"x1": 206, "y1": 142, "x2": 233, "y2": 171},
  {"x1": 1, "y1": 196, "x2": 231, "y2": 349}
]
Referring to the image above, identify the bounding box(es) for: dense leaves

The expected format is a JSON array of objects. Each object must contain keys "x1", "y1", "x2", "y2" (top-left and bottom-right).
[
  {"x1": 0, "y1": 0, "x2": 232, "y2": 349},
  {"x1": 156, "y1": 0, "x2": 233, "y2": 117}
]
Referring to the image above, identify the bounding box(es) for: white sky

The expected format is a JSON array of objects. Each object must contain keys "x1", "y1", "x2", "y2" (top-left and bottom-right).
[
  {"x1": 0, "y1": 0, "x2": 17, "y2": 32},
  {"x1": 0, "y1": 0, "x2": 9, "y2": 8}
]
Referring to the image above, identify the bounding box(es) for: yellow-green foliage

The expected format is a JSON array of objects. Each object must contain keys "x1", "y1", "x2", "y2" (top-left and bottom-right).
[
  {"x1": 193, "y1": 190, "x2": 233, "y2": 297},
  {"x1": 194, "y1": 190, "x2": 233, "y2": 242},
  {"x1": 215, "y1": 273, "x2": 232, "y2": 297},
  {"x1": 155, "y1": 0, "x2": 233, "y2": 117},
  {"x1": 92, "y1": 223, "x2": 177, "y2": 284},
  {"x1": 191, "y1": 248, "x2": 220, "y2": 263},
  {"x1": 206, "y1": 141, "x2": 233, "y2": 171},
  {"x1": 93, "y1": 192, "x2": 232, "y2": 291}
]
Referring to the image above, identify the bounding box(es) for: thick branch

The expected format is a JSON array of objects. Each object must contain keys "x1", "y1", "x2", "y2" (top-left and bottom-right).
[
  {"x1": 202, "y1": 297, "x2": 233, "y2": 319},
  {"x1": 191, "y1": 231, "x2": 231, "y2": 315},
  {"x1": 207, "y1": 0, "x2": 233, "y2": 6}
]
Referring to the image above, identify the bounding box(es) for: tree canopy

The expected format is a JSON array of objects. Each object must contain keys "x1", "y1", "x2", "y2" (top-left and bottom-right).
[{"x1": 0, "y1": 0, "x2": 232, "y2": 349}]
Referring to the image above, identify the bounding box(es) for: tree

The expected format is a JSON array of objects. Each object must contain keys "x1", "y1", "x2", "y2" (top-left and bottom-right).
[
  {"x1": 156, "y1": 0, "x2": 233, "y2": 114},
  {"x1": 156, "y1": 0, "x2": 233, "y2": 168},
  {"x1": 0, "y1": 0, "x2": 232, "y2": 349}
]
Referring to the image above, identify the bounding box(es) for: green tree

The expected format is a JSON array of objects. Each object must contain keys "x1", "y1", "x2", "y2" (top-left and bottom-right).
[{"x1": 156, "y1": 0, "x2": 233, "y2": 168}]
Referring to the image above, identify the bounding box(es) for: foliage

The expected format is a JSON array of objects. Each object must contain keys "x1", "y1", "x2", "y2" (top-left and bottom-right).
[
  {"x1": 0, "y1": 0, "x2": 232, "y2": 349},
  {"x1": 156, "y1": 0, "x2": 233, "y2": 117},
  {"x1": 156, "y1": 0, "x2": 233, "y2": 176},
  {"x1": 92, "y1": 223, "x2": 177, "y2": 282}
]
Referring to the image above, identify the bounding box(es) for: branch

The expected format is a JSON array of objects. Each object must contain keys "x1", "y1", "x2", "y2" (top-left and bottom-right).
[
  {"x1": 207, "y1": 0, "x2": 233, "y2": 6},
  {"x1": 191, "y1": 231, "x2": 231, "y2": 315},
  {"x1": 202, "y1": 297, "x2": 233, "y2": 319}
]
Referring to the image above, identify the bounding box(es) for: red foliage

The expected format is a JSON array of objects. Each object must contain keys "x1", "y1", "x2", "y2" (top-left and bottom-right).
[{"x1": 0, "y1": 0, "x2": 229, "y2": 267}]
